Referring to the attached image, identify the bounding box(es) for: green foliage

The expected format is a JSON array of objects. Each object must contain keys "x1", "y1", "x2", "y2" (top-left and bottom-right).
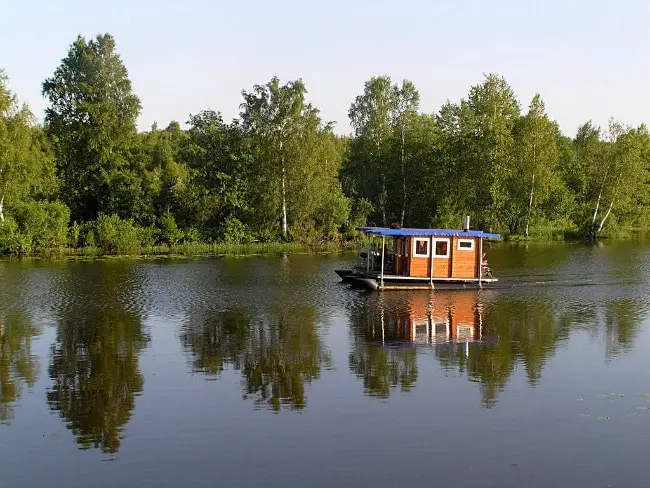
[
  {"x1": 0, "y1": 71, "x2": 57, "y2": 225},
  {"x1": 220, "y1": 216, "x2": 251, "y2": 244},
  {"x1": 240, "y1": 76, "x2": 346, "y2": 241},
  {"x1": 0, "y1": 217, "x2": 21, "y2": 254},
  {"x1": 12, "y1": 201, "x2": 70, "y2": 248},
  {"x1": 159, "y1": 211, "x2": 183, "y2": 246},
  {"x1": 94, "y1": 214, "x2": 141, "y2": 252},
  {"x1": 5, "y1": 33, "x2": 650, "y2": 257},
  {"x1": 138, "y1": 225, "x2": 159, "y2": 248},
  {"x1": 315, "y1": 187, "x2": 350, "y2": 239},
  {"x1": 42, "y1": 33, "x2": 141, "y2": 223},
  {"x1": 183, "y1": 227, "x2": 201, "y2": 243},
  {"x1": 0, "y1": 202, "x2": 69, "y2": 254},
  {"x1": 254, "y1": 228, "x2": 279, "y2": 243}
]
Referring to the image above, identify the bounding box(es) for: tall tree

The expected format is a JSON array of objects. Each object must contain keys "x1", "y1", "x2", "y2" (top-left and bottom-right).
[
  {"x1": 573, "y1": 120, "x2": 649, "y2": 238},
  {"x1": 461, "y1": 74, "x2": 521, "y2": 231},
  {"x1": 0, "y1": 71, "x2": 55, "y2": 222},
  {"x1": 180, "y1": 111, "x2": 251, "y2": 233},
  {"x1": 137, "y1": 121, "x2": 188, "y2": 223},
  {"x1": 391, "y1": 80, "x2": 420, "y2": 226},
  {"x1": 348, "y1": 76, "x2": 396, "y2": 226},
  {"x1": 241, "y1": 76, "x2": 345, "y2": 240},
  {"x1": 591, "y1": 121, "x2": 648, "y2": 238},
  {"x1": 42, "y1": 33, "x2": 141, "y2": 222},
  {"x1": 241, "y1": 77, "x2": 305, "y2": 239},
  {"x1": 511, "y1": 94, "x2": 560, "y2": 236},
  {"x1": 400, "y1": 113, "x2": 442, "y2": 227}
]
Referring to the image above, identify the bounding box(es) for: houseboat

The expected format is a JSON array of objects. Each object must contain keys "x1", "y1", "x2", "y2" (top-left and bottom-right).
[{"x1": 336, "y1": 217, "x2": 500, "y2": 291}]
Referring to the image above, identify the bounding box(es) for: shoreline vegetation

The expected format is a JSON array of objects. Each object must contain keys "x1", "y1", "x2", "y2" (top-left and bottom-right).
[
  {"x1": 3, "y1": 33, "x2": 650, "y2": 258},
  {"x1": 1, "y1": 241, "x2": 352, "y2": 261},
  {"x1": 4, "y1": 227, "x2": 646, "y2": 262}
]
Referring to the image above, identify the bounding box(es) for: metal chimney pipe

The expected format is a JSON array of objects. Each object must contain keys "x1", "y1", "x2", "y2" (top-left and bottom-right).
[{"x1": 463, "y1": 216, "x2": 470, "y2": 231}]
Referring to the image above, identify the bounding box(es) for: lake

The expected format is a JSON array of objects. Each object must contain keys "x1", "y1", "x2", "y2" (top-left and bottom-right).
[{"x1": 1, "y1": 240, "x2": 650, "y2": 487}]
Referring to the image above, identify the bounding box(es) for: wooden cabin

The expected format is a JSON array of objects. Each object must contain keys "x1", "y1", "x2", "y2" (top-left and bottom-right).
[
  {"x1": 393, "y1": 234, "x2": 481, "y2": 279},
  {"x1": 336, "y1": 220, "x2": 500, "y2": 290}
]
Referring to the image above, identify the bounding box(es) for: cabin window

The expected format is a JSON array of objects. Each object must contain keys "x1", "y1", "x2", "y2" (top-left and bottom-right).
[
  {"x1": 413, "y1": 238, "x2": 430, "y2": 257},
  {"x1": 457, "y1": 239, "x2": 474, "y2": 251},
  {"x1": 433, "y1": 238, "x2": 450, "y2": 258}
]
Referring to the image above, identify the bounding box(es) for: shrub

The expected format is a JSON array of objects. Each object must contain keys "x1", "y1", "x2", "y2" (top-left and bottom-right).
[
  {"x1": 95, "y1": 214, "x2": 140, "y2": 252},
  {"x1": 12, "y1": 201, "x2": 70, "y2": 248},
  {"x1": 79, "y1": 221, "x2": 97, "y2": 247},
  {"x1": 183, "y1": 227, "x2": 201, "y2": 243},
  {"x1": 253, "y1": 228, "x2": 278, "y2": 243},
  {"x1": 315, "y1": 189, "x2": 350, "y2": 239},
  {"x1": 220, "y1": 216, "x2": 251, "y2": 244},
  {"x1": 0, "y1": 217, "x2": 24, "y2": 254},
  {"x1": 68, "y1": 221, "x2": 82, "y2": 248},
  {"x1": 138, "y1": 225, "x2": 160, "y2": 248},
  {"x1": 159, "y1": 212, "x2": 183, "y2": 246}
]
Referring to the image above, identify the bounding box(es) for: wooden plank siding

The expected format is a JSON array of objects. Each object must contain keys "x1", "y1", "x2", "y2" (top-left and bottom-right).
[
  {"x1": 409, "y1": 256, "x2": 430, "y2": 277},
  {"x1": 432, "y1": 238, "x2": 450, "y2": 278},
  {"x1": 450, "y1": 237, "x2": 478, "y2": 279},
  {"x1": 408, "y1": 236, "x2": 431, "y2": 278}
]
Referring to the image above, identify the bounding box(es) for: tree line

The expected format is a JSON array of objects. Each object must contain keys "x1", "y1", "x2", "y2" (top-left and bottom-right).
[{"x1": 2, "y1": 33, "x2": 649, "y2": 254}]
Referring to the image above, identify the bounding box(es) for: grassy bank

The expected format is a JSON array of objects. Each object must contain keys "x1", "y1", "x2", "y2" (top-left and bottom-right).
[
  {"x1": 502, "y1": 223, "x2": 650, "y2": 243},
  {"x1": 4, "y1": 240, "x2": 358, "y2": 260}
]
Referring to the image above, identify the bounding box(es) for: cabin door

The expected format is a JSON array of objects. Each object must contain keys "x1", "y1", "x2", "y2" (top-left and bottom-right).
[
  {"x1": 393, "y1": 237, "x2": 409, "y2": 276},
  {"x1": 431, "y1": 238, "x2": 451, "y2": 278}
]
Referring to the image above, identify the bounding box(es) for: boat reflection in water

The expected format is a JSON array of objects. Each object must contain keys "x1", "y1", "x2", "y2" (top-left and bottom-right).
[
  {"x1": 348, "y1": 290, "x2": 497, "y2": 399},
  {"x1": 351, "y1": 290, "x2": 496, "y2": 349}
]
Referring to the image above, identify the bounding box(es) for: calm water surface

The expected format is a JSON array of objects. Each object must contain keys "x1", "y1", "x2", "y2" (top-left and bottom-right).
[{"x1": 2, "y1": 241, "x2": 650, "y2": 487}]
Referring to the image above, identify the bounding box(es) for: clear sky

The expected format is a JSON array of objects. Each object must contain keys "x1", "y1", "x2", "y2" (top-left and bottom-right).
[{"x1": 2, "y1": 0, "x2": 648, "y2": 136}]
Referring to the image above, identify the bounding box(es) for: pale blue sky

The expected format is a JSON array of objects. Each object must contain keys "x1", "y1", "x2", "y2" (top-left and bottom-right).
[{"x1": 2, "y1": 0, "x2": 649, "y2": 136}]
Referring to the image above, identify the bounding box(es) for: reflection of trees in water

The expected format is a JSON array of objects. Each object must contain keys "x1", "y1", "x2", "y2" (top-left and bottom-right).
[
  {"x1": 181, "y1": 306, "x2": 331, "y2": 412},
  {"x1": 347, "y1": 288, "x2": 649, "y2": 408},
  {"x1": 435, "y1": 299, "x2": 571, "y2": 408},
  {"x1": 47, "y1": 308, "x2": 148, "y2": 453},
  {"x1": 181, "y1": 309, "x2": 249, "y2": 375},
  {"x1": 348, "y1": 345, "x2": 417, "y2": 398},
  {"x1": 347, "y1": 298, "x2": 418, "y2": 398},
  {"x1": 0, "y1": 313, "x2": 40, "y2": 424},
  {"x1": 46, "y1": 262, "x2": 149, "y2": 453},
  {"x1": 555, "y1": 297, "x2": 645, "y2": 359},
  {"x1": 435, "y1": 295, "x2": 648, "y2": 408},
  {"x1": 603, "y1": 298, "x2": 645, "y2": 359}
]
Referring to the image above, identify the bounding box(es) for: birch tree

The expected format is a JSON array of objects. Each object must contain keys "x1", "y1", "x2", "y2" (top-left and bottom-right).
[
  {"x1": 391, "y1": 80, "x2": 420, "y2": 226},
  {"x1": 347, "y1": 76, "x2": 396, "y2": 226},
  {"x1": 452, "y1": 74, "x2": 520, "y2": 231},
  {"x1": 241, "y1": 77, "x2": 343, "y2": 240},
  {"x1": 512, "y1": 94, "x2": 560, "y2": 236},
  {"x1": 580, "y1": 120, "x2": 648, "y2": 239}
]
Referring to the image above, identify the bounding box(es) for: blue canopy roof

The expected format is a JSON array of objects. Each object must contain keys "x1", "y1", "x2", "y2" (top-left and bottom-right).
[{"x1": 355, "y1": 226, "x2": 501, "y2": 239}]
